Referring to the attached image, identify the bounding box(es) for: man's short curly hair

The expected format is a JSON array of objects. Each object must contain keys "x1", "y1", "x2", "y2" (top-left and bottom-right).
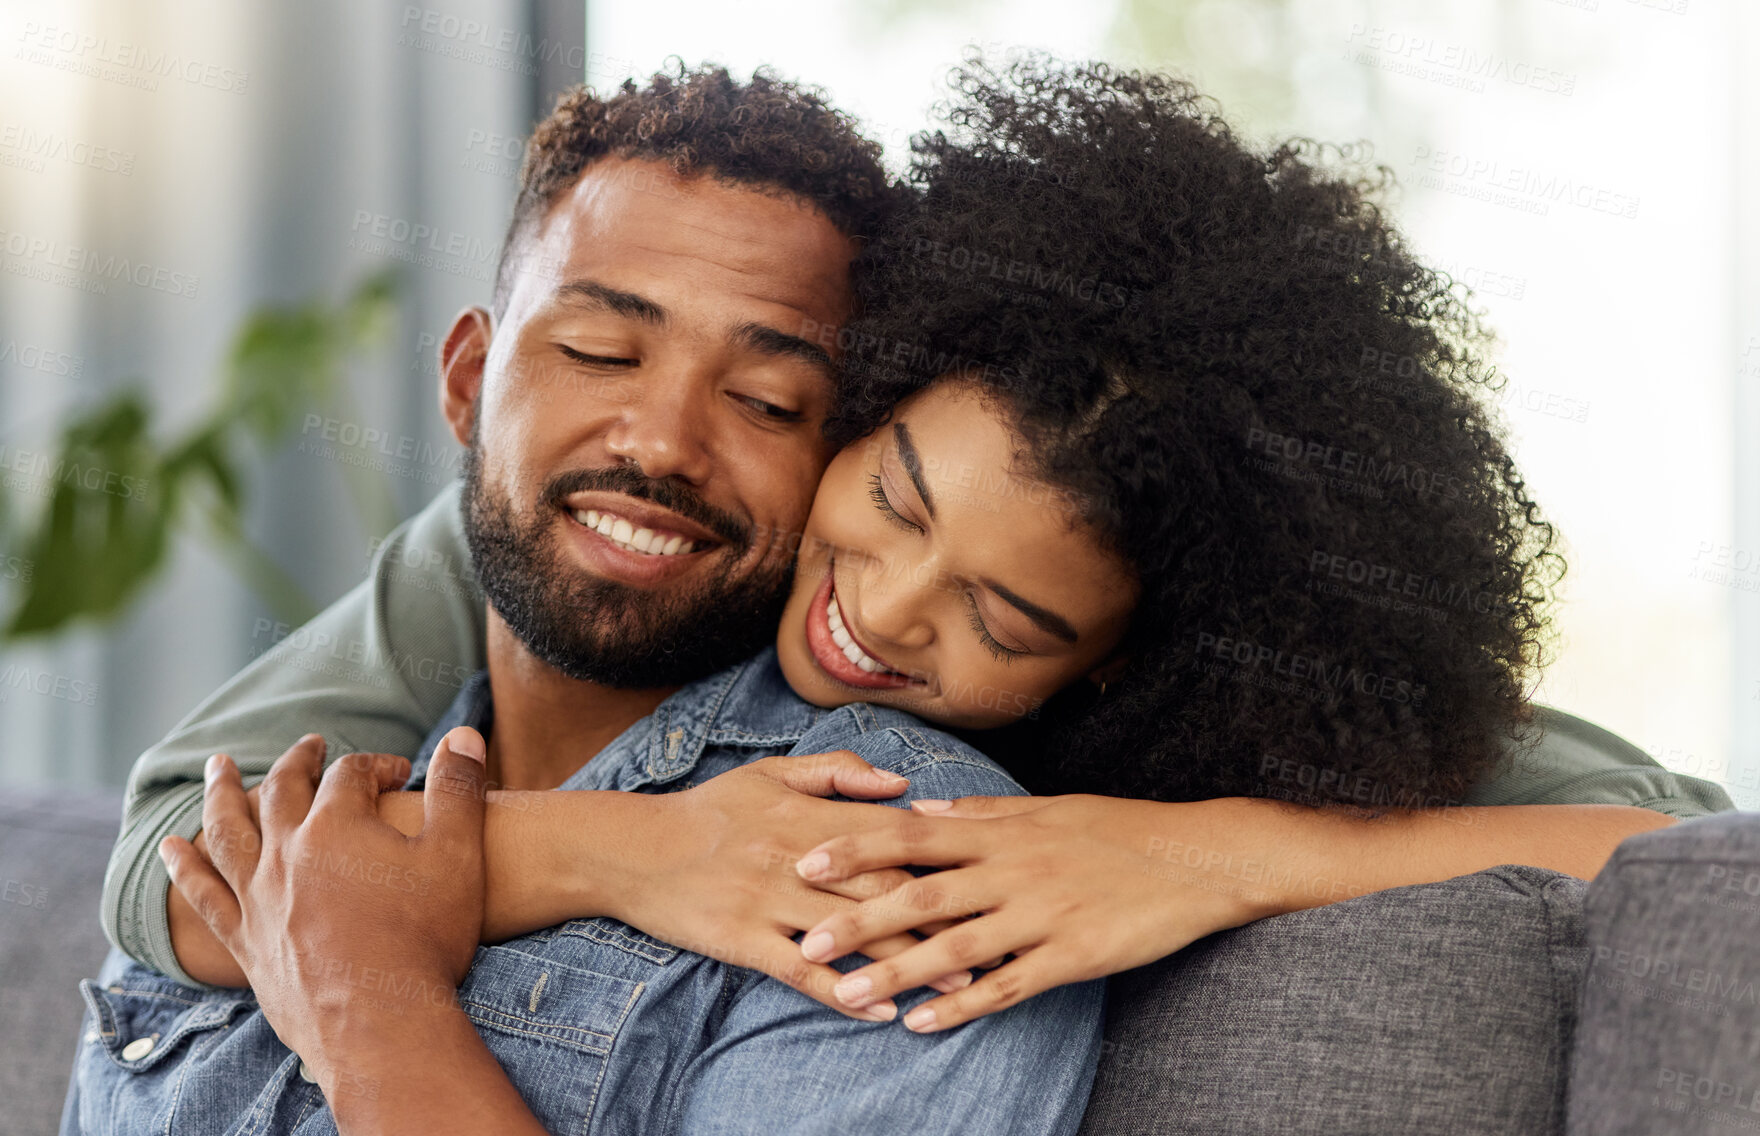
[
  {"x1": 492, "y1": 62, "x2": 906, "y2": 316},
  {"x1": 829, "y1": 58, "x2": 1565, "y2": 810}
]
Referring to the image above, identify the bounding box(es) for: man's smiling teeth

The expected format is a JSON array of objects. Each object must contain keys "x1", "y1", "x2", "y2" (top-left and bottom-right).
[
  {"x1": 572, "y1": 509, "x2": 698, "y2": 556},
  {"x1": 826, "y1": 591, "x2": 902, "y2": 675}
]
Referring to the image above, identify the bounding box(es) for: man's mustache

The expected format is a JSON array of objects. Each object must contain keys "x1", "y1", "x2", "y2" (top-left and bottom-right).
[{"x1": 541, "y1": 466, "x2": 750, "y2": 547}]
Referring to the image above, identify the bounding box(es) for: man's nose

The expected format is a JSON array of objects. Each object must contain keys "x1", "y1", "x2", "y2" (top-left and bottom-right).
[{"x1": 602, "y1": 381, "x2": 714, "y2": 484}]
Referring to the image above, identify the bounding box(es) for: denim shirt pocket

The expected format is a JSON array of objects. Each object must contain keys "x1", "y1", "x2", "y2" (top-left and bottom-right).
[
  {"x1": 74, "y1": 975, "x2": 260, "y2": 1136},
  {"x1": 454, "y1": 944, "x2": 646, "y2": 1132},
  {"x1": 554, "y1": 917, "x2": 681, "y2": 965},
  {"x1": 79, "y1": 977, "x2": 255, "y2": 1074}
]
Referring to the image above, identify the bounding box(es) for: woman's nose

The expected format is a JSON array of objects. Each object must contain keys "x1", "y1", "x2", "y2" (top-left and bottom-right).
[{"x1": 853, "y1": 563, "x2": 936, "y2": 652}]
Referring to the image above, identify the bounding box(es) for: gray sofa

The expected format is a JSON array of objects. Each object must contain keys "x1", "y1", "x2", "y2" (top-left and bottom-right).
[
  {"x1": 0, "y1": 788, "x2": 124, "y2": 1136},
  {"x1": 5, "y1": 785, "x2": 1754, "y2": 1136}
]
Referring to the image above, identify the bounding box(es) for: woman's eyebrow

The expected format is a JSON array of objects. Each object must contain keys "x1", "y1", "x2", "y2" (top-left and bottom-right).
[
  {"x1": 893, "y1": 422, "x2": 936, "y2": 520},
  {"x1": 983, "y1": 579, "x2": 1079, "y2": 644}
]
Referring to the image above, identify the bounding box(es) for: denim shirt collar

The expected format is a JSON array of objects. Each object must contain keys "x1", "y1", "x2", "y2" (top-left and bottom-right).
[{"x1": 409, "y1": 646, "x2": 825, "y2": 793}]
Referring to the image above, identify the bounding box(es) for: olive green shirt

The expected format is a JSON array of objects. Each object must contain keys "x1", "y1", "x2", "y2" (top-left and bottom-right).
[{"x1": 102, "y1": 482, "x2": 1736, "y2": 987}]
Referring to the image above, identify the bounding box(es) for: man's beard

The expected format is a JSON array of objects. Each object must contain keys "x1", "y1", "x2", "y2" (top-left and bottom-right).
[{"x1": 461, "y1": 445, "x2": 795, "y2": 689}]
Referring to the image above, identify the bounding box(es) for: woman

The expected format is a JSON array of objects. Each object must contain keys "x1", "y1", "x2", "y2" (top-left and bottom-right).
[
  {"x1": 752, "y1": 57, "x2": 1666, "y2": 1030},
  {"x1": 150, "y1": 59, "x2": 1697, "y2": 1028}
]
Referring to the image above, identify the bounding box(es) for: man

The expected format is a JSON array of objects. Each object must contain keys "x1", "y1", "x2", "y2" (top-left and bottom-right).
[{"x1": 64, "y1": 67, "x2": 1104, "y2": 1135}]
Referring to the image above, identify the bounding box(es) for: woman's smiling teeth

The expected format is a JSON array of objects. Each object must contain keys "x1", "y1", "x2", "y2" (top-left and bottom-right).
[
  {"x1": 572, "y1": 508, "x2": 699, "y2": 556},
  {"x1": 826, "y1": 590, "x2": 903, "y2": 675}
]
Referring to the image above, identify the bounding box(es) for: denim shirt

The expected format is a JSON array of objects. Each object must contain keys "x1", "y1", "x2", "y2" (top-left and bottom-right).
[{"x1": 65, "y1": 648, "x2": 1105, "y2": 1136}]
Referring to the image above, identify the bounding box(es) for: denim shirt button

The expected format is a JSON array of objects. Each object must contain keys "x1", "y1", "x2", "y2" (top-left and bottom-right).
[
  {"x1": 298, "y1": 1059, "x2": 318, "y2": 1083},
  {"x1": 121, "y1": 1036, "x2": 155, "y2": 1060}
]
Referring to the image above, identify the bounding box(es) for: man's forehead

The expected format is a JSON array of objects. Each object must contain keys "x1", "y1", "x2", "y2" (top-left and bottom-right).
[{"x1": 529, "y1": 157, "x2": 856, "y2": 311}]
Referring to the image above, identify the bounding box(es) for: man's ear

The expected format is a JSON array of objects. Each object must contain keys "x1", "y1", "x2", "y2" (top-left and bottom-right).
[{"x1": 438, "y1": 306, "x2": 493, "y2": 448}]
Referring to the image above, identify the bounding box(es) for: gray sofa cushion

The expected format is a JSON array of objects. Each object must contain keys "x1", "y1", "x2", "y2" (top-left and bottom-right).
[
  {"x1": 0, "y1": 787, "x2": 122, "y2": 1136},
  {"x1": 1567, "y1": 811, "x2": 1760, "y2": 1136},
  {"x1": 1080, "y1": 865, "x2": 1588, "y2": 1135}
]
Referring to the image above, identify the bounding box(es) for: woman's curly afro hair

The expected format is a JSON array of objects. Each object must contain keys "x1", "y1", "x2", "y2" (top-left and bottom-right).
[{"x1": 827, "y1": 57, "x2": 1565, "y2": 811}]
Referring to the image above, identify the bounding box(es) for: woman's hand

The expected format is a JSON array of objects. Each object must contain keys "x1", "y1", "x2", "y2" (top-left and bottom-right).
[
  {"x1": 590, "y1": 751, "x2": 977, "y2": 1021},
  {"x1": 792, "y1": 794, "x2": 1296, "y2": 1033},
  {"x1": 793, "y1": 791, "x2": 1679, "y2": 1032}
]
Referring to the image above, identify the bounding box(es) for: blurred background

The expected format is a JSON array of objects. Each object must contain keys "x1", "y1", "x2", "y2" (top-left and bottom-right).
[{"x1": 1, "y1": 0, "x2": 1755, "y2": 807}]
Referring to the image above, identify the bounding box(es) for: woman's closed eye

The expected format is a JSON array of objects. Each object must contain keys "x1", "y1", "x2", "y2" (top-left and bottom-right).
[
  {"x1": 965, "y1": 593, "x2": 1024, "y2": 662},
  {"x1": 867, "y1": 471, "x2": 920, "y2": 533},
  {"x1": 868, "y1": 470, "x2": 1024, "y2": 662}
]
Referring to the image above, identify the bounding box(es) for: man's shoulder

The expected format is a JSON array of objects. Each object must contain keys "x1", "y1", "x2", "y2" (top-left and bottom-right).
[{"x1": 790, "y1": 703, "x2": 1026, "y2": 799}]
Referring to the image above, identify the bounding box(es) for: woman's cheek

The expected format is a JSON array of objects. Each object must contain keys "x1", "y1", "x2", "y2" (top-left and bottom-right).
[{"x1": 931, "y1": 655, "x2": 1042, "y2": 727}]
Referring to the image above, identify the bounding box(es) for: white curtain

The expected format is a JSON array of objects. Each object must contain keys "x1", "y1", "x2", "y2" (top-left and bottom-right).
[{"x1": 0, "y1": 0, "x2": 580, "y2": 786}]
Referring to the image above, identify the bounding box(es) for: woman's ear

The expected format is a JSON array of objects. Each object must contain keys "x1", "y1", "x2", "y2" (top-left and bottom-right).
[{"x1": 1086, "y1": 653, "x2": 1130, "y2": 689}]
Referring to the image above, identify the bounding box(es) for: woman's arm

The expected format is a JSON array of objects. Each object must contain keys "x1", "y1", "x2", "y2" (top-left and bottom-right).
[
  {"x1": 167, "y1": 751, "x2": 974, "y2": 1017},
  {"x1": 789, "y1": 794, "x2": 1674, "y2": 1032}
]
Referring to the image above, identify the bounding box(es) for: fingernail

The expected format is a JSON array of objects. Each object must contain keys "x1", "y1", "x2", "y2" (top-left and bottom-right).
[
  {"x1": 932, "y1": 971, "x2": 973, "y2": 994},
  {"x1": 912, "y1": 799, "x2": 952, "y2": 813},
  {"x1": 800, "y1": 931, "x2": 835, "y2": 962},
  {"x1": 156, "y1": 840, "x2": 172, "y2": 866},
  {"x1": 903, "y1": 1005, "x2": 937, "y2": 1031},
  {"x1": 862, "y1": 1000, "x2": 897, "y2": 1022},
  {"x1": 876, "y1": 769, "x2": 908, "y2": 783},
  {"x1": 447, "y1": 728, "x2": 486, "y2": 762},
  {"x1": 204, "y1": 754, "x2": 223, "y2": 784},
  {"x1": 795, "y1": 851, "x2": 830, "y2": 880},
  {"x1": 834, "y1": 975, "x2": 871, "y2": 1005}
]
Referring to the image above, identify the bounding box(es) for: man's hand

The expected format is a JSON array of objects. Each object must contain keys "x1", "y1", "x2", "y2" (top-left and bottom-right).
[{"x1": 159, "y1": 728, "x2": 491, "y2": 1101}]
